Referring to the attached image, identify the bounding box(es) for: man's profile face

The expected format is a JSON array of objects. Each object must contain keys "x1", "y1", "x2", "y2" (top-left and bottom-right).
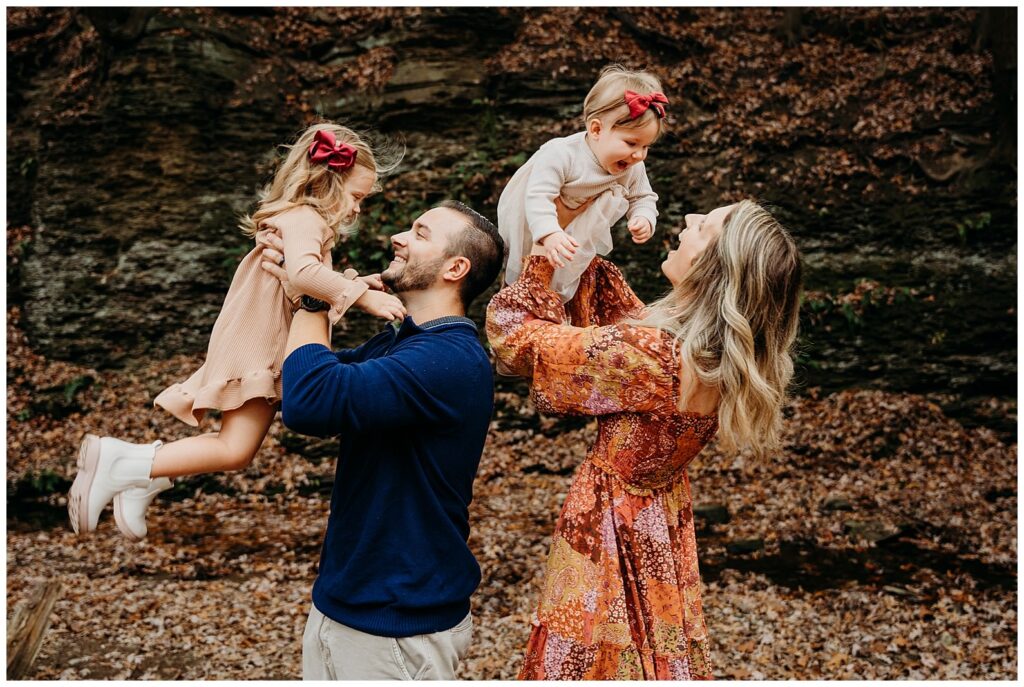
[{"x1": 382, "y1": 207, "x2": 464, "y2": 294}]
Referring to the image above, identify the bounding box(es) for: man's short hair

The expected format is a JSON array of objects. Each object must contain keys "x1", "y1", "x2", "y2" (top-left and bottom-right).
[{"x1": 437, "y1": 200, "x2": 505, "y2": 308}]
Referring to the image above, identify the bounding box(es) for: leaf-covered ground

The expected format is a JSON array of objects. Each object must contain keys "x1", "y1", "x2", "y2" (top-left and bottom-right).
[{"x1": 6, "y1": 306, "x2": 1016, "y2": 679}]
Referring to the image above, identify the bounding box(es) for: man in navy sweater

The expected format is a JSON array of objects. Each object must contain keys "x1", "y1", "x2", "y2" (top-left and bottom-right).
[{"x1": 260, "y1": 200, "x2": 504, "y2": 680}]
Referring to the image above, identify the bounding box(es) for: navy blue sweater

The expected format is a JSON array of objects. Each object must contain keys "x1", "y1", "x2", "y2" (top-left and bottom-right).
[{"x1": 281, "y1": 315, "x2": 492, "y2": 638}]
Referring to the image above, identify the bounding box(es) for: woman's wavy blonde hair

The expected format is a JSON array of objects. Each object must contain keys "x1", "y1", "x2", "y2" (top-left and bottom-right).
[
  {"x1": 636, "y1": 200, "x2": 802, "y2": 459},
  {"x1": 240, "y1": 121, "x2": 403, "y2": 239},
  {"x1": 583, "y1": 64, "x2": 668, "y2": 140}
]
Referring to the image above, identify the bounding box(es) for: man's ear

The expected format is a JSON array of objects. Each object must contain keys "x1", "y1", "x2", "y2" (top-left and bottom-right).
[
  {"x1": 587, "y1": 117, "x2": 603, "y2": 139},
  {"x1": 443, "y1": 256, "x2": 471, "y2": 284}
]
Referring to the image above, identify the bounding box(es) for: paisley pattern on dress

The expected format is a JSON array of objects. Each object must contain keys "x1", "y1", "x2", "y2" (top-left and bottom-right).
[{"x1": 486, "y1": 256, "x2": 719, "y2": 680}]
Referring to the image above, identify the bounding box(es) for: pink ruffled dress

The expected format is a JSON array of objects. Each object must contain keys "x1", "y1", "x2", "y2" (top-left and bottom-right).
[{"x1": 154, "y1": 205, "x2": 369, "y2": 426}]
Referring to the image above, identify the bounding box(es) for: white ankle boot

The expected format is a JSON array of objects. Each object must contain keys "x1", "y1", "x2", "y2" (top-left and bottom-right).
[
  {"x1": 113, "y1": 474, "x2": 173, "y2": 541},
  {"x1": 68, "y1": 434, "x2": 162, "y2": 535}
]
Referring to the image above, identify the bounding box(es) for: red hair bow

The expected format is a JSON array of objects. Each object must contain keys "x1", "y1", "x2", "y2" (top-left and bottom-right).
[
  {"x1": 624, "y1": 90, "x2": 669, "y2": 119},
  {"x1": 308, "y1": 130, "x2": 357, "y2": 171}
]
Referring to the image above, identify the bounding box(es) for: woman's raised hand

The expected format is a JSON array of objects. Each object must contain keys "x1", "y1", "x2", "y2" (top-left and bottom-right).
[{"x1": 554, "y1": 196, "x2": 595, "y2": 230}]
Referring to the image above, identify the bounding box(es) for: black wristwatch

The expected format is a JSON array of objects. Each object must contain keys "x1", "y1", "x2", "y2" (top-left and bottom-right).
[{"x1": 299, "y1": 295, "x2": 331, "y2": 313}]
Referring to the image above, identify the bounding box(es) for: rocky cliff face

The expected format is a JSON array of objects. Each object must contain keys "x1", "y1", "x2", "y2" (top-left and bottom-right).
[
  {"x1": 7, "y1": 7, "x2": 1016, "y2": 431},
  {"x1": 8, "y1": 9, "x2": 519, "y2": 362}
]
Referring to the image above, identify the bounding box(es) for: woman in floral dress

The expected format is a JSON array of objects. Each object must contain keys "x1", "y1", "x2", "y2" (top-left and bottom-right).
[{"x1": 486, "y1": 200, "x2": 802, "y2": 679}]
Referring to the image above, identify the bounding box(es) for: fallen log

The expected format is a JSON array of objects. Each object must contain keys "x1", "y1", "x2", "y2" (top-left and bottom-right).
[{"x1": 7, "y1": 579, "x2": 62, "y2": 680}]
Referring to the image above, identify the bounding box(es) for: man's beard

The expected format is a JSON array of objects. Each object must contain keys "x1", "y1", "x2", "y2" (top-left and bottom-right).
[{"x1": 381, "y1": 255, "x2": 446, "y2": 294}]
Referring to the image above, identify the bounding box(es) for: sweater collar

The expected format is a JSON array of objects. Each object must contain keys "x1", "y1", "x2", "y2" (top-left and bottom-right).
[
  {"x1": 417, "y1": 315, "x2": 477, "y2": 330},
  {"x1": 390, "y1": 315, "x2": 477, "y2": 340}
]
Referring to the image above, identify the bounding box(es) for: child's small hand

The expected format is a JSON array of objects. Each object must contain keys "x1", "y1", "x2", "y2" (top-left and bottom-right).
[
  {"x1": 540, "y1": 231, "x2": 579, "y2": 269},
  {"x1": 354, "y1": 289, "x2": 407, "y2": 322},
  {"x1": 628, "y1": 217, "x2": 654, "y2": 244},
  {"x1": 339, "y1": 268, "x2": 383, "y2": 292},
  {"x1": 356, "y1": 273, "x2": 385, "y2": 291}
]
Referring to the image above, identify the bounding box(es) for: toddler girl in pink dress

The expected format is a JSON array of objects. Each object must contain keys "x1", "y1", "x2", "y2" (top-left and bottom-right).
[{"x1": 68, "y1": 122, "x2": 404, "y2": 540}]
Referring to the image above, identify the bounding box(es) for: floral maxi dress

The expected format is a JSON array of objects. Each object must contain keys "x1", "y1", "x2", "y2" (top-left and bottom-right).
[{"x1": 486, "y1": 256, "x2": 719, "y2": 680}]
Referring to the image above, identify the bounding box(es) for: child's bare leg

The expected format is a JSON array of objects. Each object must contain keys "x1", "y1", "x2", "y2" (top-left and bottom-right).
[{"x1": 150, "y1": 398, "x2": 277, "y2": 478}]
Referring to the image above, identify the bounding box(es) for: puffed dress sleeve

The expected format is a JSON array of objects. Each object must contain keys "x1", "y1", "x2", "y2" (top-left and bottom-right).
[
  {"x1": 486, "y1": 256, "x2": 675, "y2": 416},
  {"x1": 262, "y1": 205, "x2": 369, "y2": 325}
]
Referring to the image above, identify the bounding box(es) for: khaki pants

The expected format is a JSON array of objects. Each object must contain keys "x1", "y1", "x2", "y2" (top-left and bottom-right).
[{"x1": 302, "y1": 605, "x2": 473, "y2": 680}]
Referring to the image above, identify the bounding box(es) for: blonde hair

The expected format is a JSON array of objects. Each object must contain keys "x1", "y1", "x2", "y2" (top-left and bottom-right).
[
  {"x1": 582, "y1": 64, "x2": 668, "y2": 139},
  {"x1": 240, "y1": 121, "x2": 402, "y2": 238},
  {"x1": 636, "y1": 201, "x2": 802, "y2": 459}
]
